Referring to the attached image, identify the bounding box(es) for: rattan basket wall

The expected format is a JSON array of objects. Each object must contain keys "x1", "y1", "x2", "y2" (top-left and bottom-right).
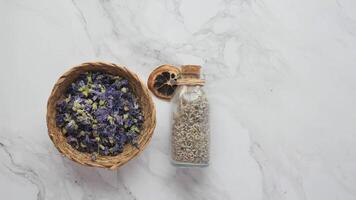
[{"x1": 46, "y1": 62, "x2": 156, "y2": 170}]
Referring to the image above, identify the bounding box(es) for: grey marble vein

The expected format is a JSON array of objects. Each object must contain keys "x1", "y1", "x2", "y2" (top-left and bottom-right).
[
  {"x1": 0, "y1": 142, "x2": 45, "y2": 200},
  {"x1": 1, "y1": 0, "x2": 356, "y2": 199}
]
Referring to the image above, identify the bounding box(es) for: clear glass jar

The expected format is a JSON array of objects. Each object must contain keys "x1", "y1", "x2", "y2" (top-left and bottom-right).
[{"x1": 170, "y1": 65, "x2": 210, "y2": 167}]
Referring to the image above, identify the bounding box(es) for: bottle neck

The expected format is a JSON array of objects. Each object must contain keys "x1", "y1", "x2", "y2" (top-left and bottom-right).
[
  {"x1": 181, "y1": 73, "x2": 200, "y2": 79},
  {"x1": 177, "y1": 72, "x2": 205, "y2": 86}
]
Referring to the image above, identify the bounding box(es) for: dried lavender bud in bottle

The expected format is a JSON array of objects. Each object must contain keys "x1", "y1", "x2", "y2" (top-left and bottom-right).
[{"x1": 171, "y1": 87, "x2": 210, "y2": 165}]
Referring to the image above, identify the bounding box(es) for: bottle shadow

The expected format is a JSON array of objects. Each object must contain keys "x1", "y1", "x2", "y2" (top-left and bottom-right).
[{"x1": 172, "y1": 167, "x2": 209, "y2": 197}]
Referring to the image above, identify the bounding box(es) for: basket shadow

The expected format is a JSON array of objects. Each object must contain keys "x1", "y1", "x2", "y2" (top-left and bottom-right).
[{"x1": 62, "y1": 158, "x2": 120, "y2": 192}]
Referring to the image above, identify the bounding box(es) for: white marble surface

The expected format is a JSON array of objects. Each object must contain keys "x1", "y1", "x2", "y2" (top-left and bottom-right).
[{"x1": 1, "y1": 0, "x2": 356, "y2": 199}]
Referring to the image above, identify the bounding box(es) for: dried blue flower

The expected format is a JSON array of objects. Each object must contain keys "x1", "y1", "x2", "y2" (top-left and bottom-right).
[{"x1": 55, "y1": 71, "x2": 144, "y2": 158}]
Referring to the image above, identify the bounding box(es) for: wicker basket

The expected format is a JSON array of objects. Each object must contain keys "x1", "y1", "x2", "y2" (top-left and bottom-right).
[{"x1": 46, "y1": 62, "x2": 156, "y2": 170}]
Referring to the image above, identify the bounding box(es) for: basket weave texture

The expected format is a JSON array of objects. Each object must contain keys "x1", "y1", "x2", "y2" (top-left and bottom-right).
[{"x1": 46, "y1": 62, "x2": 156, "y2": 170}]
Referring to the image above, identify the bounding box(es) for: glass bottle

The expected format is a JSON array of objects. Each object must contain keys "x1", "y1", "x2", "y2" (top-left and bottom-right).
[{"x1": 170, "y1": 65, "x2": 210, "y2": 167}]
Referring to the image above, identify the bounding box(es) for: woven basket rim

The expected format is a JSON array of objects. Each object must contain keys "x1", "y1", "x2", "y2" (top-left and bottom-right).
[{"x1": 46, "y1": 61, "x2": 156, "y2": 170}]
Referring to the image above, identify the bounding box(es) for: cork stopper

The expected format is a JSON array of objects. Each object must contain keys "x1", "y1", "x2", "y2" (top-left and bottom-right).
[{"x1": 180, "y1": 65, "x2": 201, "y2": 76}]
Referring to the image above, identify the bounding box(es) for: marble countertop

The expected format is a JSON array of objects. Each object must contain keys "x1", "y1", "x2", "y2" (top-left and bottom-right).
[{"x1": 1, "y1": 0, "x2": 356, "y2": 199}]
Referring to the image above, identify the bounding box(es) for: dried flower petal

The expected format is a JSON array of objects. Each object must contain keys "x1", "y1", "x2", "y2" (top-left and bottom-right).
[{"x1": 55, "y1": 71, "x2": 144, "y2": 158}]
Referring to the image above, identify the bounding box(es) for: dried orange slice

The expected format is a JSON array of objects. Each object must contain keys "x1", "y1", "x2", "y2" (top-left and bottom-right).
[{"x1": 147, "y1": 65, "x2": 180, "y2": 100}]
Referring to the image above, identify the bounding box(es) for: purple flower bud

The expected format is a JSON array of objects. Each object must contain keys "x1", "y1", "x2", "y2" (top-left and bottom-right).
[{"x1": 56, "y1": 71, "x2": 144, "y2": 157}]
